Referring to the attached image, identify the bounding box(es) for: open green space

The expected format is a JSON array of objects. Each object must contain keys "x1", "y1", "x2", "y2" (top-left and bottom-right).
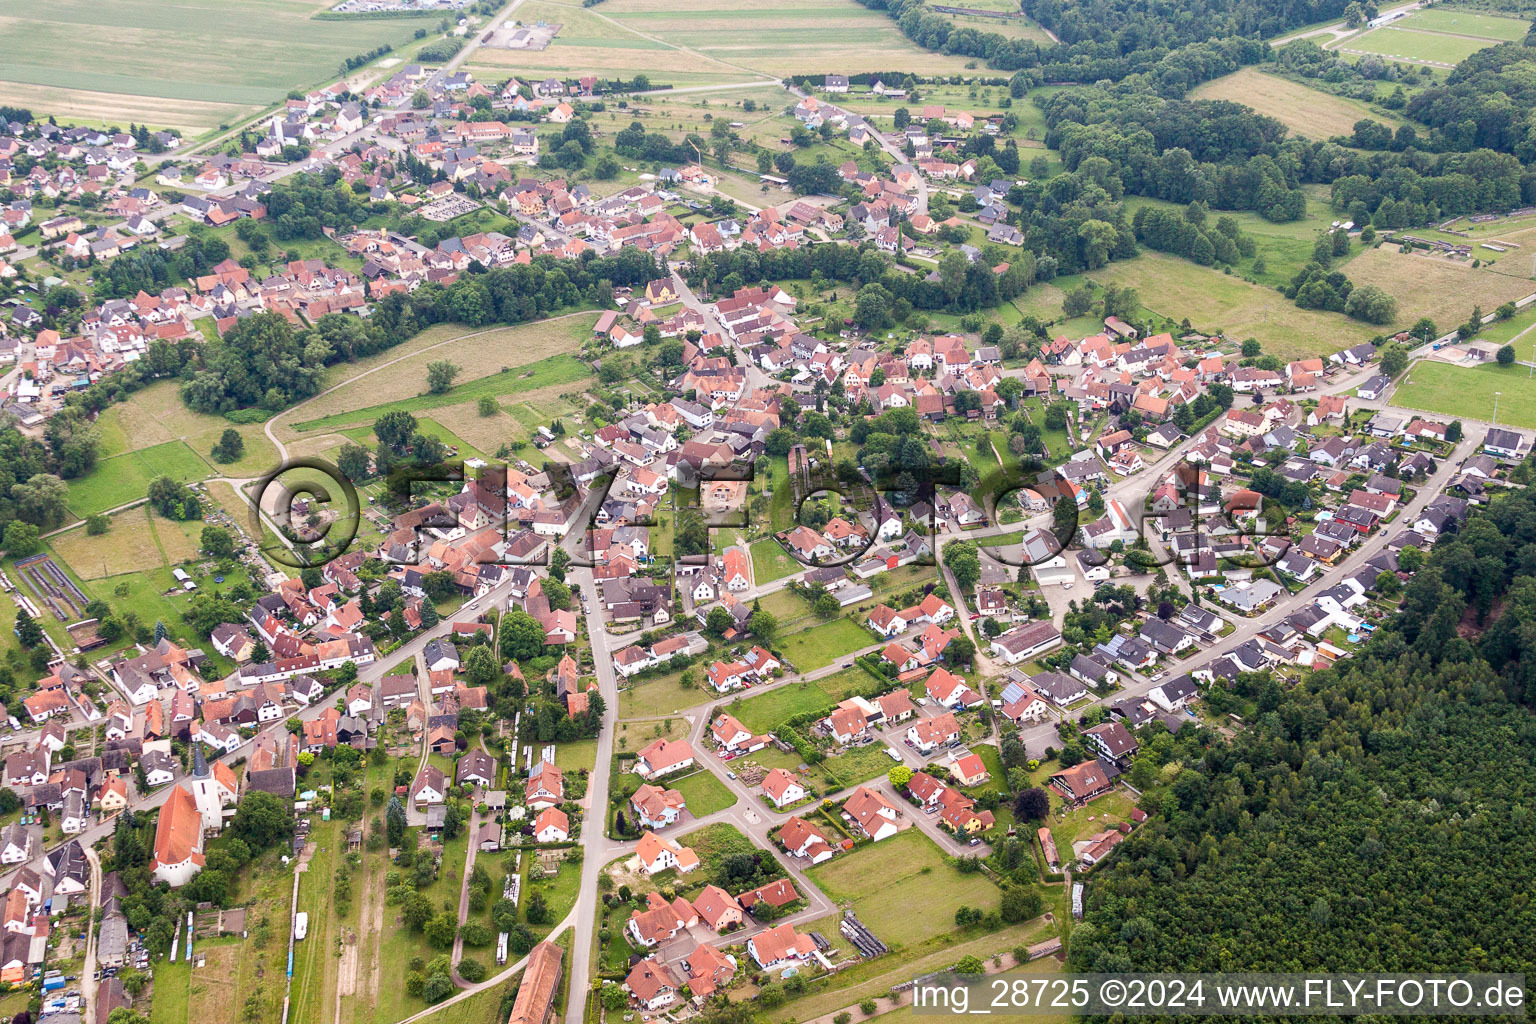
[
  {"x1": 65, "y1": 440, "x2": 208, "y2": 518},
  {"x1": 1390, "y1": 360, "x2": 1536, "y2": 429},
  {"x1": 729, "y1": 680, "x2": 838, "y2": 733},
  {"x1": 750, "y1": 537, "x2": 802, "y2": 585},
  {"x1": 1396, "y1": 8, "x2": 1530, "y2": 40},
  {"x1": 1348, "y1": 25, "x2": 1496, "y2": 63},
  {"x1": 291, "y1": 355, "x2": 591, "y2": 433},
  {"x1": 808, "y1": 830, "x2": 1001, "y2": 947},
  {"x1": 775, "y1": 618, "x2": 872, "y2": 673},
  {"x1": 671, "y1": 769, "x2": 739, "y2": 816}
]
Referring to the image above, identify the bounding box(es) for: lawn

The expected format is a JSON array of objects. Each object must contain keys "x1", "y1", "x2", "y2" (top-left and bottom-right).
[
  {"x1": 618, "y1": 667, "x2": 708, "y2": 721},
  {"x1": 728, "y1": 681, "x2": 839, "y2": 733},
  {"x1": 1390, "y1": 360, "x2": 1536, "y2": 429},
  {"x1": 775, "y1": 618, "x2": 872, "y2": 673},
  {"x1": 66, "y1": 440, "x2": 209, "y2": 518},
  {"x1": 808, "y1": 830, "x2": 1001, "y2": 947},
  {"x1": 671, "y1": 769, "x2": 739, "y2": 816},
  {"x1": 0, "y1": 0, "x2": 429, "y2": 131},
  {"x1": 818, "y1": 743, "x2": 899, "y2": 791},
  {"x1": 750, "y1": 537, "x2": 802, "y2": 585},
  {"x1": 554, "y1": 738, "x2": 599, "y2": 772}
]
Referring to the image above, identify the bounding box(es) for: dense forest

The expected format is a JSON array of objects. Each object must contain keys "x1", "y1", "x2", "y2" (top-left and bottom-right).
[{"x1": 1069, "y1": 483, "x2": 1536, "y2": 985}]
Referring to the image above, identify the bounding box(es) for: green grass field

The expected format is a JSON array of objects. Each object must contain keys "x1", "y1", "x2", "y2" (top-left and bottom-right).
[
  {"x1": 66, "y1": 440, "x2": 208, "y2": 518},
  {"x1": 1396, "y1": 8, "x2": 1530, "y2": 41},
  {"x1": 0, "y1": 0, "x2": 428, "y2": 130},
  {"x1": 1390, "y1": 360, "x2": 1536, "y2": 429},
  {"x1": 1347, "y1": 24, "x2": 1496, "y2": 63},
  {"x1": 291, "y1": 354, "x2": 591, "y2": 434},
  {"x1": 808, "y1": 830, "x2": 1001, "y2": 947},
  {"x1": 671, "y1": 769, "x2": 739, "y2": 816},
  {"x1": 729, "y1": 681, "x2": 838, "y2": 733},
  {"x1": 750, "y1": 537, "x2": 802, "y2": 585},
  {"x1": 775, "y1": 618, "x2": 873, "y2": 673}
]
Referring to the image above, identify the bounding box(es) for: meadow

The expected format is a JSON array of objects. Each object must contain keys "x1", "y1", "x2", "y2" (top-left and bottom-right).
[
  {"x1": 1394, "y1": 8, "x2": 1530, "y2": 41},
  {"x1": 0, "y1": 0, "x2": 426, "y2": 131},
  {"x1": 1340, "y1": 244, "x2": 1535, "y2": 325},
  {"x1": 1017, "y1": 250, "x2": 1382, "y2": 361},
  {"x1": 277, "y1": 314, "x2": 599, "y2": 439},
  {"x1": 94, "y1": 379, "x2": 283, "y2": 479},
  {"x1": 1189, "y1": 67, "x2": 1403, "y2": 140},
  {"x1": 65, "y1": 440, "x2": 207, "y2": 518}
]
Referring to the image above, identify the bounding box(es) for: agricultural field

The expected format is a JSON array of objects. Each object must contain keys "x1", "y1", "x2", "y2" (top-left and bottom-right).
[
  {"x1": 808, "y1": 830, "x2": 1001, "y2": 946},
  {"x1": 1190, "y1": 67, "x2": 1404, "y2": 139},
  {"x1": 1340, "y1": 244, "x2": 1535, "y2": 326},
  {"x1": 1391, "y1": 361, "x2": 1536, "y2": 429},
  {"x1": 592, "y1": 0, "x2": 986, "y2": 77},
  {"x1": 466, "y1": 0, "x2": 761, "y2": 90},
  {"x1": 0, "y1": 0, "x2": 427, "y2": 132}
]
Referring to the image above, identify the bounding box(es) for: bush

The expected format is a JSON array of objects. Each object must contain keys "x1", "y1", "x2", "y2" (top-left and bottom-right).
[{"x1": 458, "y1": 957, "x2": 486, "y2": 982}]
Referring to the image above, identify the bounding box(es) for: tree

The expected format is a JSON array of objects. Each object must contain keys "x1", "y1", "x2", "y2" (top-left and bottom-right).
[
  {"x1": 1378, "y1": 342, "x2": 1409, "y2": 378},
  {"x1": 13, "y1": 608, "x2": 43, "y2": 649},
  {"x1": 424, "y1": 912, "x2": 457, "y2": 949},
  {"x1": 889, "y1": 765, "x2": 912, "y2": 789},
  {"x1": 945, "y1": 543, "x2": 981, "y2": 592},
  {"x1": 1001, "y1": 884, "x2": 1043, "y2": 923},
  {"x1": 747, "y1": 609, "x2": 778, "y2": 643},
  {"x1": 374, "y1": 410, "x2": 419, "y2": 453},
  {"x1": 230, "y1": 791, "x2": 294, "y2": 851},
  {"x1": 11, "y1": 474, "x2": 69, "y2": 529},
  {"x1": 201, "y1": 526, "x2": 235, "y2": 559},
  {"x1": 337, "y1": 443, "x2": 372, "y2": 482},
  {"x1": 1013, "y1": 786, "x2": 1049, "y2": 822},
  {"x1": 499, "y1": 610, "x2": 545, "y2": 662},
  {"x1": 1241, "y1": 338, "x2": 1262, "y2": 358},
  {"x1": 1446, "y1": 421, "x2": 1463, "y2": 443},
  {"x1": 1497, "y1": 344, "x2": 1516, "y2": 366},
  {"x1": 210, "y1": 429, "x2": 245, "y2": 465},
  {"x1": 705, "y1": 606, "x2": 734, "y2": 637},
  {"x1": 1344, "y1": 285, "x2": 1398, "y2": 326},
  {"x1": 954, "y1": 955, "x2": 986, "y2": 974},
  {"x1": 85, "y1": 514, "x2": 111, "y2": 536},
  {"x1": 2, "y1": 520, "x2": 40, "y2": 558},
  {"x1": 477, "y1": 395, "x2": 497, "y2": 417},
  {"x1": 426, "y1": 360, "x2": 460, "y2": 394}
]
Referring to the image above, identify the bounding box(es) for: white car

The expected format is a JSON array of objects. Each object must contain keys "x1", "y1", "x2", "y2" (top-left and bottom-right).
[{"x1": 886, "y1": 747, "x2": 902, "y2": 762}]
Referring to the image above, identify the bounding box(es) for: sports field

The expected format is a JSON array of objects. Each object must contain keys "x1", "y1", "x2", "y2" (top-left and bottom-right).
[
  {"x1": 1391, "y1": 361, "x2": 1536, "y2": 430},
  {"x1": 1394, "y1": 8, "x2": 1530, "y2": 41},
  {"x1": 0, "y1": 0, "x2": 425, "y2": 131},
  {"x1": 1190, "y1": 67, "x2": 1402, "y2": 140}
]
